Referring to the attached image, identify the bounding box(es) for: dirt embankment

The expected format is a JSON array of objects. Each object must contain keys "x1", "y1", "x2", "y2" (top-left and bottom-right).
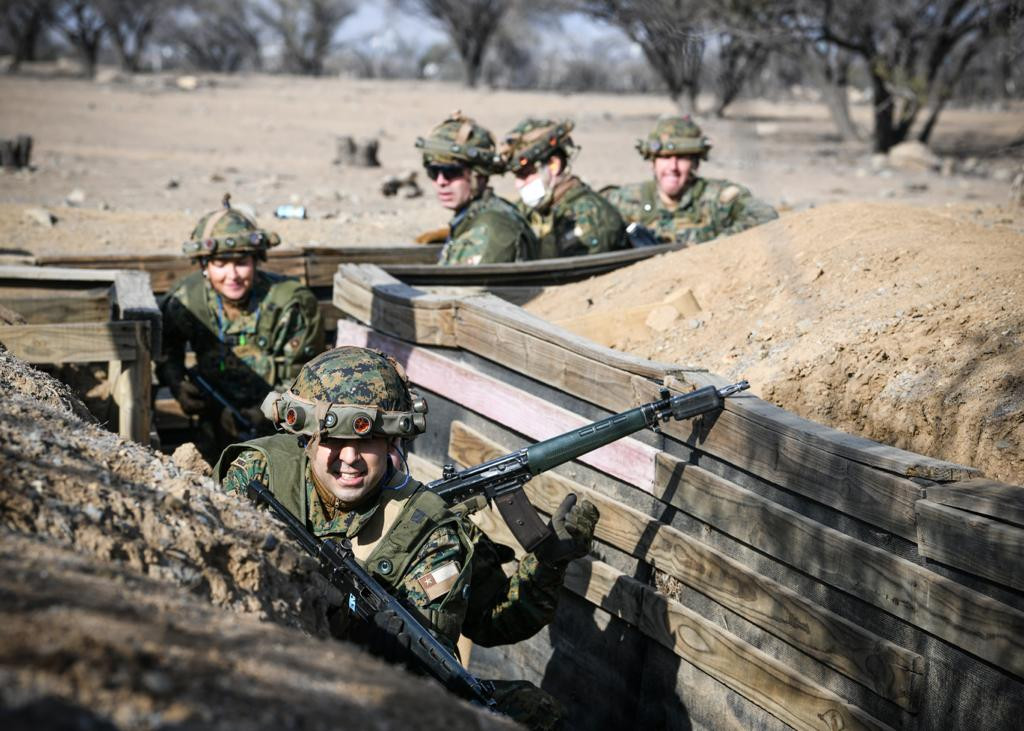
[
  {"x1": 0, "y1": 346, "x2": 510, "y2": 730},
  {"x1": 526, "y1": 201, "x2": 1024, "y2": 485}
]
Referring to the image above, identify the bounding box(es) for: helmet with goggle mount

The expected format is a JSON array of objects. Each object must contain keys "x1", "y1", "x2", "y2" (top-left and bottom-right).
[
  {"x1": 261, "y1": 346, "x2": 427, "y2": 440},
  {"x1": 500, "y1": 118, "x2": 577, "y2": 174},
  {"x1": 415, "y1": 111, "x2": 505, "y2": 176},
  {"x1": 183, "y1": 193, "x2": 281, "y2": 260},
  {"x1": 635, "y1": 115, "x2": 711, "y2": 161}
]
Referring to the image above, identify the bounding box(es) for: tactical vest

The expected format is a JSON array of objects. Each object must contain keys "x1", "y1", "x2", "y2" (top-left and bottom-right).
[
  {"x1": 215, "y1": 435, "x2": 476, "y2": 646},
  {"x1": 176, "y1": 270, "x2": 311, "y2": 386}
]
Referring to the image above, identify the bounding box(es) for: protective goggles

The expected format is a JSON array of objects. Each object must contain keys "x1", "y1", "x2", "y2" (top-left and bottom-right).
[
  {"x1": 182, "y1": 230, "x2": 278, "y2": 256},
  {"x1": 261, "y1": 391, "x2": 427, "y2": 439},
  {"x1": 425, "y1": 163, "x2": 467, "y2": 181}
]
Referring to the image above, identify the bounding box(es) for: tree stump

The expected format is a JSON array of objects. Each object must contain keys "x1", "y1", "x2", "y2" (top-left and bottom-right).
[
  {"x1": 334, "y1": 135, "x2": 380, "y2": 167},
  {"x1": 1, "y1": 135, "x2": 33, "y2": 170}
]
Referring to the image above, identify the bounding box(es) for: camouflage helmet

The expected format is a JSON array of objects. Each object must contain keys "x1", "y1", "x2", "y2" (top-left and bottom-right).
[
  {"x1": 500, "y1": 118, "x2": 577, "y2": 174},
  {"x1": 636, "y1": 115, "x2": 711, "y2": 160},
  {"x1": 415, "y1": 111, "x2": 504, "y2": 176},
  {"x1": 182, "y1": 193, "x2": 280, "y2": 260},
  {"x1": 261, "y1": 346, "x2": 427, "y2": 440}
]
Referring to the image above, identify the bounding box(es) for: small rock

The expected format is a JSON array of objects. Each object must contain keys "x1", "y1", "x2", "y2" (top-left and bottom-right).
[
  {"x1": 888, "y1": 141, "x2": 940, "y2": 172},
  {"x1": 991, "y1": 167, "x2": 1013, "y2": 182},
  {"x1": 869, "y1": 153, "x2": 888, "y2": 172},
  {"x1": 904, "y1": 182, "x2": 929, "y2": 193},
  {"x1": 172, "y1": 442, "x2": 211, "y2": 476},
  {"x1": 166, "y1": 178, "x2": 180, "y2": 189},
  {"x1": 141, "y1": 670, "x2": 174, "y2": 696},
  {"x1": 98, "y1": 201, "x2": 111, "y2": 211},
  {"x1": 65, "y1": 188, "x2": 86, "y2": 206},
  {"x1": 940, "y1": 158, "x2": 955, "y2": 177},
  {"x1": 24, "y1": 207, "x2": 56, "y2": 227},
  {"x1": 645, "y1": 305, "x2": 680, "y2": 332},
  {"x1": 208, "y1": 172, "x2": 225, "y2": 183},
  {"x1": 261, "y1": 533, "x2": 279, "y2": 552},
  {"x1": 176, "y1": 75, "x2": 199, "y2": 91}
]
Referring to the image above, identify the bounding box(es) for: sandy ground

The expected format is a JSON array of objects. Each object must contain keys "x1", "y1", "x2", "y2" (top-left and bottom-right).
[
  {"x1": 1, "y1": 71, "x2": 1022, "y2": 259},
  {"x1": 527, "y1": 202, "x2": 1024, "y2": 485}
]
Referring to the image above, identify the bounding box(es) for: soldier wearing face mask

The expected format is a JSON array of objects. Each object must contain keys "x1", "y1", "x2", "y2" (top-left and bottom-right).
[{"x1": 500, "y1": 118, "x2": 627, "y2": 259}]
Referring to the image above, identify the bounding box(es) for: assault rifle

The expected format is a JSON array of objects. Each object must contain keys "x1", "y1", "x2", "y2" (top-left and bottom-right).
[
  {"x1": 429, "y1": 381, "x2": 749, "y2": 552},
  {"x1": 187, "y1": 367, "x2": 258, "y2": 439},
  {"x1": 246, "y1": 480, "x2": 497, "y2": 709}
]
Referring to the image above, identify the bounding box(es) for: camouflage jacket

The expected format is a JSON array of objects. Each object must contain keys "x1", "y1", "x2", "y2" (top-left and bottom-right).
[
  {"x1": 217, "y1": 437, "x2": 564, "y2": 653},
  {"x1": 157, "y1": 270, "x2": 324, "y2": 410},
  {"x1": 603, "y1": 177, "x2": 778, "y2": 245},
  {"x1": 517, "y1": 175, "x2": 628, "y2": 259},
  {"x1": 439, "y1": 188, "x2": 538, "y2": 266}
]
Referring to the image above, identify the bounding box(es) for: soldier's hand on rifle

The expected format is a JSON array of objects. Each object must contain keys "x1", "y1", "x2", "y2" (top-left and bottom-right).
[
  {"x1": 171, "y1": 379, "x2": 206, "y2": 416},
  {"x1": 533, "y1": 494, "x2": 600, "y2": 567},
  {"x1": 347, "y1": 607, "x2": 414, "y2": 666}
]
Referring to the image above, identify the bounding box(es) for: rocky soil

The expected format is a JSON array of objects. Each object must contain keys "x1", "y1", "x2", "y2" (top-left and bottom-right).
[{"x1": 0, "y1": 345, "x2": 510, "y2": 730}]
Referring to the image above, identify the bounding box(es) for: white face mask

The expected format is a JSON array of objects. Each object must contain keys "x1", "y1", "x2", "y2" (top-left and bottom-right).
[{"x1": 519, "y1": 177, "x2": 547, "y2": 208}]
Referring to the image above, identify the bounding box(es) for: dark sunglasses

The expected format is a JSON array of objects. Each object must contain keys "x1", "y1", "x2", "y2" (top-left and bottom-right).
[{"x1": 425, "y1": 163, "x2": 467, "y2": 181}]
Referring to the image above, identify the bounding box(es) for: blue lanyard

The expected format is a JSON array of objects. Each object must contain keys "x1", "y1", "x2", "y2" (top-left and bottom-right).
[{"x1": 215, "y1": 294, "x2": 261, "y2": 370}]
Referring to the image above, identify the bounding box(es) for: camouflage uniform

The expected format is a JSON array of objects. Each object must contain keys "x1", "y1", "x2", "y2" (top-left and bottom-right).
[
  {"x1": 604, "y1": 115, "x2": 778, "y2": 245},
  {"x1": 416, "y1": 112, "x2": 537, "y2": 266},
  {"x1": 157, "y1": 196, "x2": 324, "y2": 459},
  {"x1": 214, "y1": 347, "x2": 597, "y2": 730},
  {"x1": 501, "y1": 118, "x2": 627, "y2": 259}
]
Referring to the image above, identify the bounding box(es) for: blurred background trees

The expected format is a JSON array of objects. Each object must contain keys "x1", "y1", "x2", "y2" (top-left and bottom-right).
[{"x1": 0, "y1": 0, "x2": 1020, "y2": 151}]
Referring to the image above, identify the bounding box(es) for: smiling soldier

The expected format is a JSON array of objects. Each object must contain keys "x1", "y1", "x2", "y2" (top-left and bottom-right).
[
  {"x1": 216, "y1": 346, "x2": 598, "y2": 730},
  {"x1": 604, "y1": 115, "x2": 778, "y2": 245},
  {"x1": 156, "y1": 194, "x2": 324, "y2": 461}
]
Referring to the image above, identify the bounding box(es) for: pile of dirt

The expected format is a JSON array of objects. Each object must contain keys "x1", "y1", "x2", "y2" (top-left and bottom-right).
[
  {"x1": 526, "y1": 201, "x2": 1024, "y2": 485},
  {"x1": 0, "y1": 345, "x2": 509, "y2": 729}
]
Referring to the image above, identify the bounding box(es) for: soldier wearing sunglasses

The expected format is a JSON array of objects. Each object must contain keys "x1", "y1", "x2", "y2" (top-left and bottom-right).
[{"x1": 416, "y1": 112, "x2": 538, "y2": 266}]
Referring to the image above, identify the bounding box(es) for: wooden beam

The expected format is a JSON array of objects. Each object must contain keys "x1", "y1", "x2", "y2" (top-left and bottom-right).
[
  {"x1": 924, "y1": 479, "x2": 1024, "y2": 528},
  {"x1": 335, "y1": 320, "x2": 660, "y2": 490},
  {"x1": 663, "y1": 374, "x2": 978, "y2": 482},
  {"x1": 646, "y1": 379, "x2": 924, "y2": 540},
  {"x1": 112, "y1": 270, "x2": 161, "y2": 358},
  {"x1": 304, "y1": 244, "x2": 443, "y2": 288},
  {"x1": 916, "y1": 500, "x2": 1024, "y2": 591},
  {"x1": 333, "y1": 265, "x2": 456, "y2": 346},
  {"x1": 449, "y1": 420, "x2": 923, "y2": 711},
  {"x1": 0, "y1": 288, "x2": 111, "y2": 325},
  {"x1": 109, "y1": 321, "x2": 152, "y2": 445},
  {"x1": 0, "y1": 321, "x2": 140, "y2": 363},
  {"x1": 655, "y1": 452, "x2": 1024, "y2": 680},
  {"x1": 566, "y1": 558, "x2": 893, "y2": 731}
]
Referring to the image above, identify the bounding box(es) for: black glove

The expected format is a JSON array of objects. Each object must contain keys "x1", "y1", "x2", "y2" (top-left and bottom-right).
[
  {"x1": 171, "y1": 378, "x2": 206, "y2": 415},
  {"x1": 532, "y1": 494, "x2": 600, "y2": 567},
  {"x1": 348, "y1": 608, "x2": 414, "y2": 666}
]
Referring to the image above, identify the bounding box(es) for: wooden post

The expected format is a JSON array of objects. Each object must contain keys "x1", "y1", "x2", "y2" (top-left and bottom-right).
[{"x1": 109, "y1": 321, "x2": 152, "y2": 445}]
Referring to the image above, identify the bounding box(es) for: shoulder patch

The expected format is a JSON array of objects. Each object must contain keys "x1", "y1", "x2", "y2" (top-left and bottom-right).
[
  {"x1": 719, "y1": 185, "x2": 742, "y2": 204},
  {"x1": 416, "y1": 561, "x2": 460, "y2": 601}
]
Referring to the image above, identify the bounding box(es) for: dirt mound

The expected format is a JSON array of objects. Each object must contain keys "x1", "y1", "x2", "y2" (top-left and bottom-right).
[
  {"x1": 526, "y1": 201, "x2": 1024, "y2": 485},
  {"x1": 0, "y1": 348, "x2": 509, "y2": 729}
]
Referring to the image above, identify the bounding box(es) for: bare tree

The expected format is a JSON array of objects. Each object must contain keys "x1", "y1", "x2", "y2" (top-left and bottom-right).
[
  {"x1": 96, "y1": 0, "x2": 166, "y2": 72},
  {"x1": 52, "y1": 0, "x2": 105, "y2": 76},
  {"x1": 577, "y1": 0, "x2": 707, "y2": 111},
  {"x1": 1, "y1": 0, "x2": 55, "y2": 71},
  {"x1": 256, "y1": 0, "x2": 355, "y2": 76},
  {"x1": 399, "y1": 0, "x2": 514, "y2": 87},
  {"x1": 791, "y1": 0, "x2": 1021, "y2": 151},
  {"x1": 171, "y1": 0, "x2": 264, "y2": 72}
]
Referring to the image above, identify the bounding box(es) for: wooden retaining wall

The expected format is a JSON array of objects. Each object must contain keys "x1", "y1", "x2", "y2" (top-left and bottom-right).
[
  {"x1": 0, "y1": 265, "x2": 159, "y2": 444},
  {"x1": 332, "y1": 263, "x2": 1024, "y2": 731}
]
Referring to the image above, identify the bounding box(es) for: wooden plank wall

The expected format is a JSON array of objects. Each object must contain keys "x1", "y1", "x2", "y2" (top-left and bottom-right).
[
  {"x1": 0, "y1": 266, "x2": 157, "y2": 445},
  {"x1": 332, "y1": 264, "x2": 1024, "y2": 730}
]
